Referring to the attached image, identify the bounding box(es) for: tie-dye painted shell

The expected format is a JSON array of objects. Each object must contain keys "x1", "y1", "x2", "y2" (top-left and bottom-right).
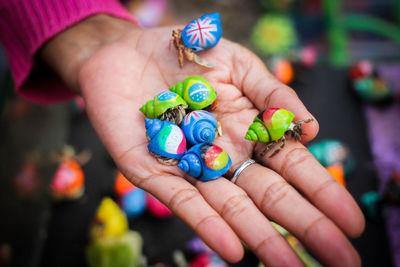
[
  {"x1": 140, "y1": 91, "x2": 187, "y2": 119},
  {"x1": 169, "y1": 76, "x2": 217, "y2": 110},
  {"x1": 178, "y1": 143, "x2": 232, "y2": 181},
  {"x1": 245, "y1": 108, "x2": 295, "y2": 143},
  {"x1": 145, "y1": 118, "x2": 186, "y2": 160},
  {"x1": 181, "y1": 110, "x2": 218, "y2": 146},
  {"x1": 51, "y1": 158, "x2": 85, "y2": 199},
  {"x1": 181, "y1": 13, "x2": 222, "y2": 52}
]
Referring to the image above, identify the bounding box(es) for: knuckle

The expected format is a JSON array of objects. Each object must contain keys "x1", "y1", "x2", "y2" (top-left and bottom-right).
[
  {"x1": 312, "y1": 178, "x2": 338, "y2": 200},
  {"x1": 303, "y1": 216, "x2": 326, "y2": 242},
  {"x1": 279, "y1": 147, "x2": 314, "y2": 179},
  {"x1": 168, "y1": 188, "x2": 200, "y2": 211},
  {"x1": 133, "y1": 173, "x2": 158, "y2": 189},
  {"x1": 194, "y1": 214, "x2": 221, "y2": 232},
  {"x1": 263, "y1": 87, "x2": 279, "y2": 109},
  {"x1": 254, "y1": 233, "x2": 282, "y2": 254},
  {"x1": 261, "y1": 180, "x2": 291, "y2": 211},
  {"x1": 220, "y1": 193, "x2": 252, "y2": 219}
]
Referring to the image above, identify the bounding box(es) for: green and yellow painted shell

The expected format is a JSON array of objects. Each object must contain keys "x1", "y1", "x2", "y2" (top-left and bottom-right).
[{"x1": 169, "y1": 76, "x2": 217, "y2": 110}]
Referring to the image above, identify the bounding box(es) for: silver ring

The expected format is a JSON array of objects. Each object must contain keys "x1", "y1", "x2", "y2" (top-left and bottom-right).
[{"x1": 231, "y1": 159, "x2": 256, "y2": 184}]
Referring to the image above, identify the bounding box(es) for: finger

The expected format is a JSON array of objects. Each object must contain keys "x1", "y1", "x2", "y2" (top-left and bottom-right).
[
  {"x1": 196, "y1": 178, "x2": 304, "y2": 266},
  {"x1": 231, "y1": 45, "x2": 319, "y2": 142},
  {"x1": 256, "y1": 140, "x2": 365, "y2": 238},
  {"x1": 234, "y1": 163, "x2": 361, "y2": 266},
  {"x1": 129, "y1": 171, "x2": 244, "y2": 262}
]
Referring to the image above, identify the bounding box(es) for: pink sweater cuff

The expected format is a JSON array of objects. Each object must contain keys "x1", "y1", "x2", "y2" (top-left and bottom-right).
[{"x1": 0, "y1": 0, "x2": 138, "y2": 104}]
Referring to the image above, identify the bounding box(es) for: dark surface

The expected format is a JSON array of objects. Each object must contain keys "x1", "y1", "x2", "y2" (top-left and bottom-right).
[{"x1": 293, "y1": 65, "x2": 393, "y2": 267}]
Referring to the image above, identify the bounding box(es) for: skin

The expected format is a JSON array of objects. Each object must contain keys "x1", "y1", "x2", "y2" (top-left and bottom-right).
[{"x1": 41, "y1": 14, "x2": 365, "y2": 266}]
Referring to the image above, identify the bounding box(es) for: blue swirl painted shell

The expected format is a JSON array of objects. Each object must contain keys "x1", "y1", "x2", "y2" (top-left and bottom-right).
[
  {"x1": 178, "y1": 144, "x2": 232, "y2": 181},
  {"x1": 181, "y1": 13, "x2": 222, "y2": 52},
  {"x1": 181, "y1": 110, "x2": 218, "y2": 146},
  {"x1": 145, "y1": 118, "x2": 186, "y2": 164}
]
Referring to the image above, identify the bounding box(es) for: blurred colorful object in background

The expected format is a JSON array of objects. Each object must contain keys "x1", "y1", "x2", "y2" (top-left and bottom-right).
[
  {"x1": 87, "y1": 197, "x2": 145, "y2": 267},
  {"x1": 186, "y1": 237, "x2": 213, "y2": 254},
  {"x1": 251, "y1": 14, "x2": 298, "y2": 56},
  {"x1": 114, "y1": 172, "x2": 172, "y2": 218},
  {"x1": 326, "y1": 163, "x2": 346, "y2": 187},
  {"x1": 361, "y1": 170, "x2": 400, "y2": 220},
  {"x1": 122, "y1": 188, "x2": 147, "y2": 218},
  {"x1": 87, "y1": 231, "x2": 144, "y2": 267},
  {"x1": 127, "y1": 0, "x2": 168, "y2": 28},
  {"x1": 308, "y1": 139, "x2": 355, "y2": 174},
  {"x1": 50, "y1": 158, "x2": 85, "y2": 200},
  {"x1": 349, "y1": 60, "x2": 393, "y2": 103},
  {"x1": 114, "y1": 172, "x2": 146, "y2": 218},
  {"x1": 271, "y1": 222, "x2": 322, "y2": 267},
  {"x1": 189, "y1": 253, "x2": 228, "y2": 267},
  {"x1": 299, "y1": 46, "x2": 318, "y2": 67},
  {"x1": 114, "y1": 171, "x2": 136, "y2": 197},
  {"x1": 146, "y1": 193, "x2": 172, "y2": 219},
  {"x1": 14, "y1": 161, "x2": 42, "y2": 197},
  {"x1": 268, "y1": 57, "x2": 295, "y2": 84},
  {"x1": 90, "y1": 197, "x2": 129, "y2": 240}
]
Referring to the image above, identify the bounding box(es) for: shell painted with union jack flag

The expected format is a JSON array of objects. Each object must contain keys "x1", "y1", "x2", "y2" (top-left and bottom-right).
[
  {"x1": 178, "y1": 143, "x2": 232, "y2": 181},
  {"x1": 181, "y1": 110, "x2": 218, "y2": 146},
  {"x1": 181, "y1": 13, "x2": 222, "y2": 52}
]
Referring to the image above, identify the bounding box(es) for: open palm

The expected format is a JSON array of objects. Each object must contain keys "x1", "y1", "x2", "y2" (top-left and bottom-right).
[{"x1": 78, "y1": 26, "x2": 364, "y2": 266}]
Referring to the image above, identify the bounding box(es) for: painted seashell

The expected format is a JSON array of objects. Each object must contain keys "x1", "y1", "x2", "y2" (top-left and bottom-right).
[
  {"x1": 90, "y1": 197, "x2": 128, "y2": 239},
  {"x1": 349, "y1": 60, "x2": 373, "y2": 80},
  {"x1": 169, "y1": 76, "x2": 217, "y2": 110},
  {"x1": 178, "y1": 143, "x2": 232, "y2": 181},
  {"x1": 145, "y1": 118, "x2": 186, "y2": 165},
  {"x1": 121, "y1": 187, "x2": 146, "y2": 218},
  {"x1": 326, "y1": 163, "x2": 346, "y2": 188},
  {"x1": 114, "y1": 171, "x2": 136, "y2": 197},
  {"x1": 269, "y1": 57, "x2": 294, "y2": 85},
  {"x1": 51, "y1": 158, "x2": 85, "y2": 200},
  {"x1": 181, "y1": 110, "x2": 218, "y2": 146},
  {"x1": 190, "y1": 253, "x2": 228, "y2": 267},
  {"x1": 353, "y1": 77, "x2": 393, "y2": 103},
  {"x1": 181, "y1": 13, "x2": 222, "y2": 52},
  {"x1": 245, "y1": 108, "x2": 295, "y2": 143},
  {"x1": 307, "y1": 139, "x2": 355, "y2": 174},
  {"x1": 140, "y1": 91, "x2": 188, "y2": 124},
  {"x1": 146, "y1": 193, "x2": 173, "y2": 219}
]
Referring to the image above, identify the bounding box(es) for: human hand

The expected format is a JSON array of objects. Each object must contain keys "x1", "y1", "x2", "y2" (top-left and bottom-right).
[{"x1": 42, "y1": 15, "x2": 365, "y2": 266}]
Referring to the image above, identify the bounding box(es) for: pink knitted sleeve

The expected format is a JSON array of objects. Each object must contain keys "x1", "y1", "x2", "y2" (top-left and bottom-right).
[{"x1": 0, "y1": 0, "x2": 138, "y2": 104}]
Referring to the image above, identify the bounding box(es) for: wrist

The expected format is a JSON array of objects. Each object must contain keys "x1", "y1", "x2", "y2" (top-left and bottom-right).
[{"x1": 40, "y1": 14, "x2": 142, "y2": 94}]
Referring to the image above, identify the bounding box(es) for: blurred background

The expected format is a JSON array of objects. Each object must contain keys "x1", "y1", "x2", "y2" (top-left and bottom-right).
[{"x1": 1, "y1": 0, "x2": 399, "y2": 266}]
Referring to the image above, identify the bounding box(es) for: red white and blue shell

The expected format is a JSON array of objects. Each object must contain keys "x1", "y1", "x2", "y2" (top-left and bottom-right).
[
  {"x1": 181, "y1": 110, "x2": 218, "y2": 146},
  {"x1": 145, "y1": 118, "x2": 186, "y2": 160},
  {"x1": 181, "y1": 13, "x2": 222, "y2": 52}
]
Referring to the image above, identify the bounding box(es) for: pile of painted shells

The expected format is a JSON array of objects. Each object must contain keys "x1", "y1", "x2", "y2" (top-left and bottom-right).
[
  {"x1": 349, "y1": 60, "x2": 393, "y2": 103},
  {"x1": 140, "y1": 76, "x2": 232, "y2": 182}
]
